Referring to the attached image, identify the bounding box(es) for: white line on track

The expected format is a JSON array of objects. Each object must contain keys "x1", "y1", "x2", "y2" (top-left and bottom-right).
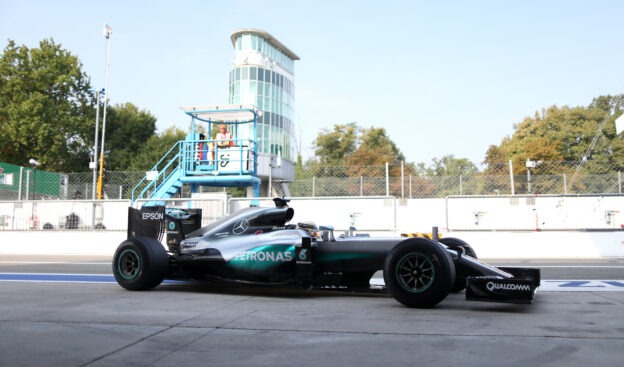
[
  {"x1": 0, "y1": 261, "x2": 111, "y2": 265},
  {"x1": 539, "y1": 280, "x2": 624, "y2": 291},
  {"x1": 1, "y1": 273, "x2": 624, "y2": 291},
  {"x1": 495, "y1": 265, "x2": 624, "y2": 268},
  {"x1": 370, "y1": 278, "x2": 624, "y2": 291}
]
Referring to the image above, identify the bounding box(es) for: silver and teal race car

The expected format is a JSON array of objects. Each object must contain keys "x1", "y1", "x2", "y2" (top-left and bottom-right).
[{"x1": 113, "y1": 198, "x2": 540, "y2": 308}]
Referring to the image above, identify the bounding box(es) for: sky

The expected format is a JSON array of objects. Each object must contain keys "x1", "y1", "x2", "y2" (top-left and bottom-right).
[{"x1": 1, "y1": 0, "x2": 622, "y2": 166}]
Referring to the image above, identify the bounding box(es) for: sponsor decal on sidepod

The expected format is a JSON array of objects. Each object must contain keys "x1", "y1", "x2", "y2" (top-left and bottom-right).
[{"x1": 232, "y1": 250, "x2": 293, "y2": 262}]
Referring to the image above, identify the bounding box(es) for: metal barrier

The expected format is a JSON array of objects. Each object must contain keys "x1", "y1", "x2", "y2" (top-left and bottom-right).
[
  {"x1": 0, "y1": 200, "x2": 129, "y2": 231},
  {"x1": 445, "y1": 194, "x2": 624, "y2": 231},
  {"x1": 2, "y1": 194, "x2": 623, "y2": 233},
  {"x1": 229, "y1": 196, "x2": 397, "y2": 232}
]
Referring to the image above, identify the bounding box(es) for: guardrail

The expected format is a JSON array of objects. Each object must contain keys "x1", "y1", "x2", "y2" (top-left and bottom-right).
[
  {"x1": 0, "y1": 200, "x2": 129, "y2": 231},
  {"x1": 2, "y1": 194, "x2": 623, "y2": 232}
]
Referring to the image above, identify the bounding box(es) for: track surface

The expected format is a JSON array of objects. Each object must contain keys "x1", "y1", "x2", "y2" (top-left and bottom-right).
[{"x1": 1, "y1": 255, "x2": 624, "y2": 367}]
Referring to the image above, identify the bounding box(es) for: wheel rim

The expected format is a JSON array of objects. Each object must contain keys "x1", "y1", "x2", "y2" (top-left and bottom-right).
[
  {"x1": 117, "y1": 249, "x2": 141, "y2": 280},
  {"x1": 395, "y1": 252, "x2": 435, "y2": 293}
]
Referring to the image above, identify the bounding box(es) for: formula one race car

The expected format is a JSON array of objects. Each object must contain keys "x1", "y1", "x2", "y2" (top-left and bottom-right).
[{"x1": 113, "y1": 198, "x2": 540, "y2": 308}]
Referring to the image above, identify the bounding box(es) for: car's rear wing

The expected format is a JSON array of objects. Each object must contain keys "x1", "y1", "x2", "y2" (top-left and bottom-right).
[{"x1": 127, "y1": 206, "x2": 202, "y2": 252}]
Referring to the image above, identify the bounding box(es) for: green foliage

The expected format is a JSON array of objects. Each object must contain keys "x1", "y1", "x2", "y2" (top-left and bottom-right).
[
  {"x1": 103, "y1": 103, "x2": 157, "y2": 170},
  {"x1": 309, "y1": 122, "x2": 418, "y2": 177},
  {"x1": 127, "y1": 126, "x2": 187, "y2": 171},
  {"x1": 0, "y1": 39, "x2": 95, "y2": 172},
  {"x1": 485, "y1": 95, "x2": 624, "y2": 174},
  {"x1": 313, "y1": 122, "x2": 359, "y2": 164},
  {"x1": 301, "y1": 122, "x2": 425, "y2": 195}
]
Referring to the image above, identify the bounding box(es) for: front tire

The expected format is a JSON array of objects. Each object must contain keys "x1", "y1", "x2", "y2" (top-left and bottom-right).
[
  {"x1": 113, "y1": 237, "x2": 169, "y2": 291},
  {"x1": 384, "y1": 238, "x2": 455, "y2": 308}
]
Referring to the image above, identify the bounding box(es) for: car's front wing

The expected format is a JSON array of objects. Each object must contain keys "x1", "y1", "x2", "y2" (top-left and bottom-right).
[{"x1": 465, "y1": 267, "x2": 541, "y2": 304}]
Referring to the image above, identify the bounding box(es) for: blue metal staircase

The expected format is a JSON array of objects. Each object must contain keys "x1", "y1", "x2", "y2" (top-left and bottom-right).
[{"x1": 131, "y1": 105, "x2": 262, "y2": 205}]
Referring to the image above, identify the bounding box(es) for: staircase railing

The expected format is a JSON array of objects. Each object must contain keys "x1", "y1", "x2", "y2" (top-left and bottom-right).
[
  {"x1": 181, "y1": 138, "x2": 256, "y2": 176},
  {"x1": 131, "y1": 137, "x2": 259, "y2": 202},
  {"x1": 131, "y1": 141, "x2": 184, "y2": 202}
]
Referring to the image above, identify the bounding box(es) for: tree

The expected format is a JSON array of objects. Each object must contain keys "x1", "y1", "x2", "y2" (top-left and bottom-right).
[
  {"x1": 312, "y1": 123, "x2": 410, "y2": 167},
  {"x1": 349, "y1": 127, "x2": 404, "y2": 163},
  {"x1": 484, "y1": 95, "x2": 624, "y2": 174},
  {"x1": 425, "y1": 155, "x2": 479, "y2": 196},
  {"x1": 103, "y1": 103, "x2": 157, "y2": 171},
  {"x1": 312, "y1": 122, "x2": 359, "y2": 164},
  {"x1": 428, "y1": 155, "x2": 478, "y2": 176},
  {"x1": 127, "y1": 126, "x2": 187, "y2": 171},
  {"x1": 0, "y1": 39, "x2": 95, "y2": 172}
]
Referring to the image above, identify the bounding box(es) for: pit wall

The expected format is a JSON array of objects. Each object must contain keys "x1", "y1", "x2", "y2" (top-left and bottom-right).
[
  {"x1": 1, "y1": 195, "x2": 623, "y2": 258},
  {"x1": 229, "y1": 195, "x2": 624, "y2": 233}
]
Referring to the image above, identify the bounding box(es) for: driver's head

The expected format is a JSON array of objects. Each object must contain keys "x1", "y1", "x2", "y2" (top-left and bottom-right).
[{"x1": 298, "y1": 221, "x2": 320, "y2": 238}]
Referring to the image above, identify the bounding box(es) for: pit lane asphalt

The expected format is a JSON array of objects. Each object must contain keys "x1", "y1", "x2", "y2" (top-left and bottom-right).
[{"x1": 1, "y1": 256, "x2": 624, "y2": 367}]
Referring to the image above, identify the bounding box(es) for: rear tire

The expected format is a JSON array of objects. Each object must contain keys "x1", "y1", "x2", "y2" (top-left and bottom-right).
[
  {"x1": 384, "y1": 238, "x2": 455, "y2": 308},
  {"x1": 112, "y1": 237, "x2": 169, "y2": 291},
  {"x1": 439, "y1": 237, "x2": 478, "y2": 292}
]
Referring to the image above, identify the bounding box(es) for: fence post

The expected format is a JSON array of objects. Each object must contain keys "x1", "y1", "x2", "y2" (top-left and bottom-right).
[
  {"x1": 25, "y1": 170, "x2": 31, "y2": 201},
  {"x1": 360, "y1": 176, "x2": 363, "y2": 196},
  {"x1": 563, "y1": 173, "x2": 567, "y2": 194},
  {"x1": 312, "y1": 176, "x2": 315, "y2": 197},
  {"x1": 508, "y1": 160, "x2": 515, "y2": 195},
  {"x1": 459, "y1": 174, "x2": 463, "y2": 195},
  {"x1": 18, "y1": 166, "x2": 24, "y2": 200},
  {"x1": 401, "y1": 160, "x2": 404, "y2": 199},
  {"x1": 385, "y1": 162, "x2": 389, "y2": 197},
  {"x1": 619, "y1": 171, "x2": 622, "y2": 194}
]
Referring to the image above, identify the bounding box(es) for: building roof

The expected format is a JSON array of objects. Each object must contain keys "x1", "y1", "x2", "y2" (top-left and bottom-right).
[
  {"x1": 230, "y1": 28, "x2": 300, "y2": 61},
  {"x1": 180, "y1": 104, "x2": 262, "y2": 123}
]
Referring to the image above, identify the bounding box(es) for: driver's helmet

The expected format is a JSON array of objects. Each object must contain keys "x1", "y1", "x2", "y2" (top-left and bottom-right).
[{"x1": 297, "y1": 221, "x2": 320, "y2": 238}]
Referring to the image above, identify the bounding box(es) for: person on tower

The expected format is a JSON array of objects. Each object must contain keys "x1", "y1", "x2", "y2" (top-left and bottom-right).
[{"x1": 215, "y1": 124, "x2": 234, "y2": 148}]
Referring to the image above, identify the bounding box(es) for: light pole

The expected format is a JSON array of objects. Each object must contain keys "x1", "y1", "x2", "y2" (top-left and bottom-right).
[
  {"x1": 29, "y1": 159, "x2": 40, "y2": 200},
  {"x1": 92, "y1": 88, "x2": 104, "y2": 200},
  {"x1": 526, "y1": 158, "x2": 542, "y2": 194},
  {"x1": 268, "y1": 158, "x2": 273, "y2": 197},
  {"x1": 526, "y1": 159, "x2": 534, "y2": 193},
  {"x1": 267, "y1": 152, "x2": 281, "y2": 197},
  {"x1": 28, "y1": 159, "x2": 40, "y2": 229},
  {"x1": 96, "y1": 23, "x2": 112, "y2": 199}
]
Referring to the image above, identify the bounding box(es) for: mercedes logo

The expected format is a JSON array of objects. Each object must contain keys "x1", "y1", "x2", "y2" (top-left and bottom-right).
[{"x1": 232, "y1": 218, "x2": 249, "y2": 235}]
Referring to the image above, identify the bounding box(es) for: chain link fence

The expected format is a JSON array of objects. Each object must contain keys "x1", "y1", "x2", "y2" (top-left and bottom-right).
[
  {"x1": 290, "y1": 161, "x2": 623, "y2": 197},
  {"x1": 0, "y1": 163, "x2": 146, "y2": 201},
  {"x1": 1, "y1": 160, "x2": 622, "y2": 201}
]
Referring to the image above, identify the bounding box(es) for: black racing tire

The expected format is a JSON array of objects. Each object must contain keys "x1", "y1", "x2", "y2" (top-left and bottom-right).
[
  {"x1": 112, "y1": 237, "x2": 169, "y2": 291},
  {"x1": 383, "y1": 237, "x2": 455, "y2": 308},
  {"x1": 439, "y1": 237, "x2": 478, "y2": 293}
]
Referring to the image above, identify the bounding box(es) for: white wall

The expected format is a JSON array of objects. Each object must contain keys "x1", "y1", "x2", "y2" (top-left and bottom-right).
[
  {"x1": 448, "y1": 231, "x2": 624, "y2": 258},
  {"x1": 2, "y1": 195, "x2": 624, "y2": 258},
  {"x1": 446, "y1": 195, "x2": 624, "y2": 231}
]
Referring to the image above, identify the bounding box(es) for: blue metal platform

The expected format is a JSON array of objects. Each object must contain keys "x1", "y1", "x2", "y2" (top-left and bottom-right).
[{"x1": 131, "y1": 105, "x2": 262, "y2": 203}]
